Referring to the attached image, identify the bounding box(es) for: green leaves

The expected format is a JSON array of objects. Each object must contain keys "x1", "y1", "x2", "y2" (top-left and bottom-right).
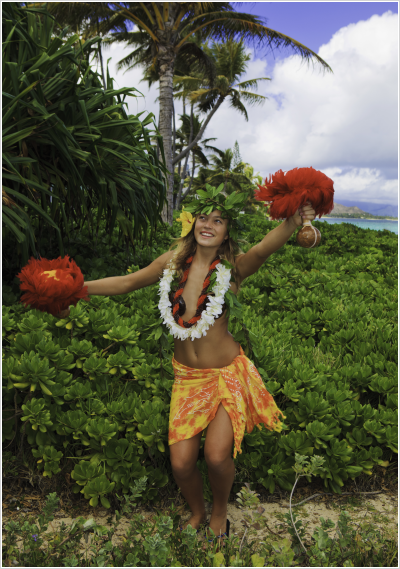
[
  {"x1": 2, "y1": 212, "x2": 397, "y2": 509},
  {"x1": 21, "y1": 398, "x2": 53, "y2": 432},
  {"x1": 255, "y1": 451, "x2": 295, "y2": 493},
  {"x1": 55, "y1": 410, "x2": 88, "y2": 439},
  {"x1": 224, "y1": 288, "x2": 243, "y2": 320},
  {"x1": 82, "y1": 356, "x2": 108, "y2": 380},
  {"x1": 31, "y1": 445, "x2": 63, "y2": 477},
  {"x1": 55, "y1": 304, "x2": 89, "y2": 331},
  {"x1": 103, "y1": 325, "x2": 139, "y2": 345},
  {"x1": 293, "y1": 393, "x2": 331, "y2": 427},
  {"x1": 17, "y1": 351, "x2": 57, "y2": 395},
  {"x1": 279, "y1": 431, "x2": 314, "y2": 456},
  {"x1": 183, "y1": 183, "x2": 247, "y2": 236},
  {"x1": 71, "y1": 461, "x2": 102, "y2": 489},
  {"x1": 306, "y1": 420, "x2": 340, "y2": 450},
  {"x1": 106, "y1": 350, "x2": 135, "y2": 375},
  {"x1": 3, "y1": 3, "x2": 166, "y2": 265},
  {"x1": 73, "y1": 465, "x2": 116, "y2": 507},
  {"x1": 86, "y1": 417, "x2": 118, "y2": 446}
]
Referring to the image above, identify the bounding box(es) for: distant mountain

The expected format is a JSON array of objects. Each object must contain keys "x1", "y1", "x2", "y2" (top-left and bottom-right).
[
  {"x1": 330, "y1": 203, "x2": 366, "y2": 215},
  {"x1": 334, "y1": 200, "x2": 398, "y2": 218}
]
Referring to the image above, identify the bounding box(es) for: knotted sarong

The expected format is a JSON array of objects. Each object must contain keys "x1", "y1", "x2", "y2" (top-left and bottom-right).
[{"x1": 168, "y1": 347, "x2": 286, "y2": 458}]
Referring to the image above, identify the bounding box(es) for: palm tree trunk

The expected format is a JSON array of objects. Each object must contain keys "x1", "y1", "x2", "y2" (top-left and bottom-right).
[
  {"x1": 176, "y1": 104, "x2": 193, "y2": 209},
  {"x1": 173, "y1": 95, "x2": 225, "y2": 166},
  {"x1": 179, "y1": 147, "x2": 196, "y2": 207},
  {"x1": 172, "y1": 97, "x2": 176, "y2": 161},
  {"x1": 158, "y1": 46, "x2": 176, "y2": 225}
]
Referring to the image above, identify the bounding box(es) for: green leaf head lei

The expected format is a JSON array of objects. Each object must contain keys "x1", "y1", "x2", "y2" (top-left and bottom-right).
[{"x1": 182, "y1": 183, "x2": 248, "y2": 242}]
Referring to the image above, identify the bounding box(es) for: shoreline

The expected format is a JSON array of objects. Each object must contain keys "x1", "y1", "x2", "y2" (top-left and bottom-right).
[
  {"x1": 267, "y1": 217, "x2": 398, "y2": 222},
  {"x1": 320, "y1": 217, "x2": 398, "y2": 221}
]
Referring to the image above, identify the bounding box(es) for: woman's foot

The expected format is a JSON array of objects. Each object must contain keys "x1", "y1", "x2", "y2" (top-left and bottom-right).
[
  {"x1": 206, "y1": 513, "x2": 228, "y2": 539},
  {"x1": 180, "y1": 511, "x2": 208, "y2": 531}
]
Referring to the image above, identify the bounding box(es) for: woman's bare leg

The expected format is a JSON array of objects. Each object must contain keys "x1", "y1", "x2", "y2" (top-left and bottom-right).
[
  {"x1": 204, "y1": 403, "x2": 235, "y2": 537},
  {"x1": 169, "y1": 431, "x2": 207, "y2": 529}
]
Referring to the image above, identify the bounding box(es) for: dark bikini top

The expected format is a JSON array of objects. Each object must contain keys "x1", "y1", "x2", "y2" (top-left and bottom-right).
[{"x1": 169, "y1": 290, "x2": 227, "y2": 320}]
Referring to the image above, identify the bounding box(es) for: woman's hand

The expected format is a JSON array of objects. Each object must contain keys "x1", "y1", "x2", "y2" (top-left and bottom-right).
[
  {"x1": 288, "y1": 201, "x2": 316, "y2": 229},
  {"x1": 56, "y1": 307, "x2": 70, "y2": 319}
]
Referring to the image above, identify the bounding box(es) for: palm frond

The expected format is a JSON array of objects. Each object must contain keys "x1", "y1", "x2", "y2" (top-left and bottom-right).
[
  {"x1": 230, "y1": 89, "x2": 267, "y2": 106},
  {"x1": 234, "y1": 77, "x2": 271, "y2": 90},
  {"x1": 228, "y1": 91, "x2": 249, "y2": 121},
  {"x1": 179, "y1": 10, "x2": 332, "y2": 73}
]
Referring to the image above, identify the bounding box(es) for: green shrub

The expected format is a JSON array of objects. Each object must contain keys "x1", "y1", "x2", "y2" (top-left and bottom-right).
[{"x1": 2, "y1": 213, "x2": 397, "y2": 506}]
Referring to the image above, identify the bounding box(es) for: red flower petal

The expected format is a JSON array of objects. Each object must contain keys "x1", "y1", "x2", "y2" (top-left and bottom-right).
[
  {"x1": 17, "y1": 256, "x2": 89, "y2": 316},
  {"x1": 255, "y1": 167, "x2": 335, "y2": 220}
]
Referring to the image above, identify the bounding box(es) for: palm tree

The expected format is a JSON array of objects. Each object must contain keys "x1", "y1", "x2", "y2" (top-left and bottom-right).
[
  {"x1": 173, "y1": 38, "x2": 270, "y2": 145},
  {"x1": 171, "y1": 38, "x2": 268, "y2": 207},
  {"x1": 36, "y1": 2, "x2": 332, "y2": 224},
  {"x1": 201, "y1": 147, "x2": 250, "y2": 193},
  {"x1": 186, "y1": 146, "x2": 262, "y2": 212},
  {"x1": 174, "y1": 111, "x2": 218, "y2": 209},
  {"x1": 173, "y1": 37, "x2": 270, "y2": 160}
]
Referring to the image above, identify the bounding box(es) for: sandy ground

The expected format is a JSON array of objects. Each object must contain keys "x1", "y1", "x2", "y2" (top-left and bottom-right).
[{"x1": 3, "y1": 489, "x2": 397, "y2": 556}]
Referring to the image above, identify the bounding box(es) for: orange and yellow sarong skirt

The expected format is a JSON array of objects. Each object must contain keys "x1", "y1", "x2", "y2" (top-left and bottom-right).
[{"x1": 168, "y1": 347, "x2": 286, "y2": 458}]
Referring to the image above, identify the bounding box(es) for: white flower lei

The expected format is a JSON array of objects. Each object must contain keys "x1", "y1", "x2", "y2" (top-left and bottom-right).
[{"x1": 158, "y1": 259, "x2": 231, "y2": 341}]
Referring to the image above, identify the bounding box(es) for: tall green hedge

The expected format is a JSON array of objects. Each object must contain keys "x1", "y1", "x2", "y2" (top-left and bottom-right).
[
  {"x1": 2, "y1": 215, "x2": 397, "y2": 505},
  {"x1": 2, "y1": 2, "x2": 166, "y2": 269}
]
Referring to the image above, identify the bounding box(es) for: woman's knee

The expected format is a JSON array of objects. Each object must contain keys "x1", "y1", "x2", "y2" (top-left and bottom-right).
[
  {"x1": 204, "y1": 448, "x2": 232, "y2": 472},
  {"x1": 169, "y1": 437, "x2": 201, "y2": 478},
  {"x1": 170, "y1": 456, "x2": 198, "y2": 479}
]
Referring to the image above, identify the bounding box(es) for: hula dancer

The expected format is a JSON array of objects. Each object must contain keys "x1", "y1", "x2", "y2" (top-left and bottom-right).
[{"x1": 57, "y1": 184, "x2": 316, "y2": 542}]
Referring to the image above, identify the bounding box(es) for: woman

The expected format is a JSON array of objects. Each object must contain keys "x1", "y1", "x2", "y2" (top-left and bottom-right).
[{"x1": 61, "y1": 188, "x2": 316, "y2": 541}]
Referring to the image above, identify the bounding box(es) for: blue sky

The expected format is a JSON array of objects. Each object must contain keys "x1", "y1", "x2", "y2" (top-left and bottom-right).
[
  {"x1": 240, "y1": 2, "x2": 398, "y2": 52},
  {"x1": 105, "y1": 3, "x2": 398, "y2": 216}
]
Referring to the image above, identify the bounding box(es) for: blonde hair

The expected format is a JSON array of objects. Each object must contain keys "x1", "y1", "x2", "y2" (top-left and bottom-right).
[{"x1": 169, "y1": 215, "x2": 243, "y2": 285}]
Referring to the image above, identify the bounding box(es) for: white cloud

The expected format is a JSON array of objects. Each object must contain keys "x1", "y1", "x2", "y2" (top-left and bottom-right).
[
  {"x1": 99, "y1": 42, "x2": 159, "y2": 121},
  {"x1": 98, "y1": 41, "x2": 186, "y2": 123},
  {"x1": 98, "y1": 12, "x2": 398, "y2": 206},
  {"x1": 321, "y1": 167, "x2": 398, "y2": 204},
  {"x1": 204, "y1": 11, "x2": 398, "y2": 205}
]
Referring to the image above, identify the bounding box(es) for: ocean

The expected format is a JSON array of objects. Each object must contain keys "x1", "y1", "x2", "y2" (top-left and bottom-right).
[{"x1": 319, "y1": 218, "x2": 398, "y2": 235}]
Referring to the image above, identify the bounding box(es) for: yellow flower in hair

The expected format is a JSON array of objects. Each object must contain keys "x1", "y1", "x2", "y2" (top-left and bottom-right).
[{"x1": 176, "y1": 208, "x2": 194, "y2": 237}]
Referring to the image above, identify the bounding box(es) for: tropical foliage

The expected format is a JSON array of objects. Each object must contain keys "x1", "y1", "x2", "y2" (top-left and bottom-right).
[
  {"x1": 185, "y1": 143, "x2": 262, "y2": 214},
  {"x1": 2, "y1": 2, "x2": 166, "y2": 269},
  {"x1": 173, "y1": 39, "x2": 269, "y2": 122},
  {"x1": 172, "y1": 38, "x2": 268, "y2": 208},
  {"x1": 194, "y1": 147, "x2": 253, "y2": 193},
  {"x1": 173, "y1": 110, "x2": 217, "y2": 208},
  {"x1": 38, "y1": 1, "x2": 332, "y2": 223},
  {"x1": 3, "y1": 214, "x2": 397, "y2": 509}
]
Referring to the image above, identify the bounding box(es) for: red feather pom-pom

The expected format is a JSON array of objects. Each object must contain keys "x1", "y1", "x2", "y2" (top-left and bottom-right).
[
  {"x1": 17, "y1": 256, "x2": 89, "y2": 316},
  {"x1": 254, "y1": 167, "x2": 334, "y2": 220}
]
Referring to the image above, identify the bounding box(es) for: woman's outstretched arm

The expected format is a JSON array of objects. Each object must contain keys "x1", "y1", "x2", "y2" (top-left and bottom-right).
[
  {"x1": 84, "y1": 250, "x2": 174, "y2": 296},
  {"x1": 236, "y1": 202, "x2": 315, "y2": 281},
  {"x1": 56, "y1": 251, "x2": 174, "y2": 318}
]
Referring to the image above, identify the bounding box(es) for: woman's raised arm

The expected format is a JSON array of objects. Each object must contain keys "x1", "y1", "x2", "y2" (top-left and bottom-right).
[
  {"x1": 84, "y1": 250, "x2": 174, "y2": 297},
  {"x1": 235, "y1": 202, "x2": 315, "y2": 281}
]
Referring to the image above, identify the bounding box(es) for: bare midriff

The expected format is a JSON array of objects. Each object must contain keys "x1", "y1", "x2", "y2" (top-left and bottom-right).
[
  {"x1": 173, "y1": 313, "x2": 240, "y2": 369},
  {"x1": 171, "y1": 261, "x2": 241, "y2": 369}
]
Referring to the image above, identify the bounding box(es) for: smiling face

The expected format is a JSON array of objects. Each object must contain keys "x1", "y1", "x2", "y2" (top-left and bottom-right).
[{"x1": 194, "y1": 210, "x2": 229, "y2": 248}]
